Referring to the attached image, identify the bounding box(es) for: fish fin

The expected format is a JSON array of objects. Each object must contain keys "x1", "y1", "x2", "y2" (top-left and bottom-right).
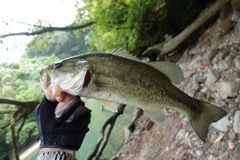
[
  {"x1": 148, "y1": 61, "x2": 184, "y2": 84},
  {"x1": 99, "y1": 99, "x2": 119, "y2": 112},
  {"x1": 190, "y1": 101, "x2": 227, "y2": 142},
  {"x1": 144, "y1": 108, "x2": 167, "y2": 123},
  {"x1": 111, "y1": 49, "x2": 140, "y2": 61},
  {"x1": 84, "y1": 98, "x2": 96, "y2": 107}
]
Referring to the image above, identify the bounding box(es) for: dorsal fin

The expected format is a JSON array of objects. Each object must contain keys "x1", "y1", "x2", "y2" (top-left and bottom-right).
[
  {"x1": 110, "y1": 49, "x2": 140, "y2": 61},
  {"x1": 148, "y1": 61, "x2": 184, "y2": 84},
  {"x1": 111, "y1": 50, "x2": 183, "y2": 84}
]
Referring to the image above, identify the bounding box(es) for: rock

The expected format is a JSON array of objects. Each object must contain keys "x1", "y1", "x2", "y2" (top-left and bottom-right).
[
  {"x1": 215, "y1": 93, "x2": 223, "y2": 104},
  {"x1": 210, "y1": 34, "x2": 222, "y2": 48},
  {"x1": 211, "y1": 116, "x2": 230, "y2": 132},
  {"x1": 190, "y1": 82, "x2": 200, "y2": 92},
  {"x1": 196, "y1": 150, "x2": 203, "y2": 157},
  {"x1": 229, "y1": 132, "x2": 236, "y2": 140},
  {"x1": 225, "y1": 55, "x2": 235, "y2": 67},
  {"x1": 227, "y1": 71, "x2": 240, "y2": 81},
  {"x1": 218, "y1": 60, "x2": 228, "y2": 71},
  {"x1": 228, "y1": 100, "x2": 239, "y2": 110},
  {"x1": 211, "y1": 57, "x2": 219, "y2": 65},
  {"x1": 217, "y1": 151, "x2": 228, "y2": 159},
  {"x1": 195, "y1": 76, "x2": 206, "y2": 83},
  {"x1": 205, "y1": 69, "x2": 219, "y2": 87},
  {"x1": 217, "y1": 81, "x2": 239, "y2": 99},
  {"x1": 208, "y1": 48, "x2": 219, "y2": 63},
  {"x1": 235, "y1": 56, "x2": 240, "y2": 69},
  {"x1": 233, "y1": 110, "x2": 240, "y2": 133},
  {"x1": 235, "y1": 95, "x2": 240, "y2": 103},
  {"x1": 200, "y1": 87, "x2": 208, "y2": 94},
  {"x1": 197, "y1": 92, "x2": 205, "y2": 100},
  {"x1": 230, "y1": 48, "x2": 238, "y2": 56},
  {"x1": 176, "y1": 129, "x2": 185, "y2": 140},
  {"x1": 209, "y1": 154, "x2": 216, "y2": 160}
]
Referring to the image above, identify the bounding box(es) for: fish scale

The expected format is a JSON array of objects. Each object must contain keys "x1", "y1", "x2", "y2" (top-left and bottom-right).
[{"x1": 40, "y1": 52, "x2": 227, "y2": 142}]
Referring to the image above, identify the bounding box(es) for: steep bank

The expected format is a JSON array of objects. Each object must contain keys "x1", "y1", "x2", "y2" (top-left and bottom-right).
[{"x1": 113, "y1": 6, "x2": 240, "y2": 160}]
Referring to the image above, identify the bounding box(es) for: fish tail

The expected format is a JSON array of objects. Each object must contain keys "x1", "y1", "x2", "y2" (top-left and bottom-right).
[{"x1": 189, "y1": 101, "x2": 227, "y2": 142}]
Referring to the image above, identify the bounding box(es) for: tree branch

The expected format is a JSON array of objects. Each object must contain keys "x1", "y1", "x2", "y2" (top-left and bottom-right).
[
  {"x1": 0, "y1": 21, "x2": 96, "y2": 38},
  {"x1": 11, "y1": 113, "x2": 20, "y2": 160},
  {"x1": 0, "y1": 97, "x2": 39, "y2": 159},
  {"x1": 87, "y1": 104, "x2": 126, "y2": 160},
  {"x1": 0, "y1": 97, "x2": 39, "y2": 107},
  {"x1": 143, "y1": 0, "x2": 230, "y2": 56},
  {"x1": 0, "y1": 109, "x2": 17, "y2": 114}
]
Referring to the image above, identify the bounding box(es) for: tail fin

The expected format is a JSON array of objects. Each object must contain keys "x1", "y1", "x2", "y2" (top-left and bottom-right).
[{"x1": 189, "y1": 101, "x2": 227, "y2": 142}]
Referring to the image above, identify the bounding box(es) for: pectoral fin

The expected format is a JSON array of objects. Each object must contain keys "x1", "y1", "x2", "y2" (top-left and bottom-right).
[
  {"x1": 84, "y1": 98, "x2": 96, "y2": 107},
  {"x1": 144, "y1": 108, "x2": 167, "y2": 123},
  {"x1": 99, "y1": 99, "x2": 119, "y2": 112}
]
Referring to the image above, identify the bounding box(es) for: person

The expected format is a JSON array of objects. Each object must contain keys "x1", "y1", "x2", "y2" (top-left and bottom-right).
[{"x1": 35, "y1": 92, "x2": 91, "y2": 160}]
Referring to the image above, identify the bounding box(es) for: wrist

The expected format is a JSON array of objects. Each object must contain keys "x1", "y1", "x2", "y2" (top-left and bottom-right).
[{"x1": 39, "y1": 148, "x2": 76, "y2": 157}]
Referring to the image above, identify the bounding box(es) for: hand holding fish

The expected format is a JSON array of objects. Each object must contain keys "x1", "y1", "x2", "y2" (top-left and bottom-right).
[
  {"x1": 36, "y1": 93, "x2": 91, "y2": 151},
  {"x1": 55, "y1": 92, "x2": 88, "y2": 122}
]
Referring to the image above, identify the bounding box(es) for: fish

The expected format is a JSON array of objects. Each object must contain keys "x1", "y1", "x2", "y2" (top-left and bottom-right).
[{"x1": 40, "y1": 51, "x2": 227, "y2": 142}]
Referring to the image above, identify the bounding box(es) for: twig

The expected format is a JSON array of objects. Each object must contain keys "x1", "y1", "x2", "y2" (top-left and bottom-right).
[
  {"x1": 0, "y1": 21, "x2": 96, "y2": 38},
  {"x1": 11, "y1": 113, "x2": 20, "y2": 160},
  {"x1": 87, "y1": 104, "x2": 126, "y2": 160}
]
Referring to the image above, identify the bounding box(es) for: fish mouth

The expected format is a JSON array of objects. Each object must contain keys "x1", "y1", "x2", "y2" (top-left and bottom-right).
[
  {"x1": 83, "y1": 70, "x2": 91, "y2": 87},
  {"x1": 44, "y1": 83, "x2": 62, "y2": 101},
  {"x1": 40, "y1": 69, "x2": 91, "y2": 101},
  {"x1": 40, "y1": 69, "x2": 62, "y2": 101}
]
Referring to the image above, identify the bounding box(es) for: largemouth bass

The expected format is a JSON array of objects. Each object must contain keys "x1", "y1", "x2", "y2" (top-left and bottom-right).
[{"x1": 40, "y1": 51, "x2": 227, "y2": 142}]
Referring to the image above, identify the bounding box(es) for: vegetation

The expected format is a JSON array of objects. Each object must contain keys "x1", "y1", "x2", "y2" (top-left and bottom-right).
[{"x1": 0, "y1": 0, "x2": 228, "y2": 159}]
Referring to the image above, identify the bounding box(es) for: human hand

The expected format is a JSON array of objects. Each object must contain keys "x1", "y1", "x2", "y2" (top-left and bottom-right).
[{"x1": 35, "y1": 93, "x2": 91, "y2": 151}]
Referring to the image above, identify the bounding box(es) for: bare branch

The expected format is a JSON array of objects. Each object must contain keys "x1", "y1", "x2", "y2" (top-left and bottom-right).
[
  {"x1": 16, "y1": 116, "x2": 27, "y2": 140},
  {"x1": 0, "y1": 21, "x2": 96, "y2": 38},
  {"x1": 11, "y1": 113, "x2": 20, "y2": 160},
  {"x1": 0, "y1": 109, "x2": 17, "y2": 114},
  {"x1": 0, "y1": 97, "x2": 39, "y2": 106},
  {"x1": 143, "y1": 0, "x2": 230, "y2": 56},
  {"x1": 87, "y1": 104, "x2": 126, "y2": 160}
]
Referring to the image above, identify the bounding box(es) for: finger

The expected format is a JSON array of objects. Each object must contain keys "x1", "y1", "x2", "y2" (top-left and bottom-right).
[
  {"x1": 55, "y1": 94, "x2": 75, "y2": 112},
  {"x1": 66, "y1": 106, "x2": 87, "y2": 122},
  {"x1": 55, "y1": 97, "x2": 84, "y2": 122},
  {"x1": 56, "y1": 92, "x2": 67, "y2": 102}
]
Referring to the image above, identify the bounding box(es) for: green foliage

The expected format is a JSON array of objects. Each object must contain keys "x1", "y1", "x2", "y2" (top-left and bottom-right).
[
  {"x1": 0, "y1": 131, "x2": 11, "y2": 160},
  {"x1": 18, "y1": 121, "x2": 38, "y2": 144},
  {"x1": 82, "y1": 0, "x2": 161, "y2": 51},
  {"x1": 76, "y1": 101, "x2": 134, "y2": 159},
  {"x1": 77, "y1": 0, "x2": 206, "y2": 55},
  {"x1": 16, "y1": 85, "x2": 42, "y2": 101},
  {"x1": 0, "y1": 28, "x2": 89, "y2": 158},
  {"x1": 24, "y1": 32, "x2": 88, "y2": 59}
]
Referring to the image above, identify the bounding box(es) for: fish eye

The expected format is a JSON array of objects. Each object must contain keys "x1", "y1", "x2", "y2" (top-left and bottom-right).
[{"x1": 54, "y1": 62, "x2": 62, "y2": 69}]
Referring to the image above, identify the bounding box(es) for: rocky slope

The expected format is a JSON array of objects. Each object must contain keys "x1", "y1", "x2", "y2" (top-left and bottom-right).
[{"x1": 111, "y1": 5, "x2": 240, "y2": 160}]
